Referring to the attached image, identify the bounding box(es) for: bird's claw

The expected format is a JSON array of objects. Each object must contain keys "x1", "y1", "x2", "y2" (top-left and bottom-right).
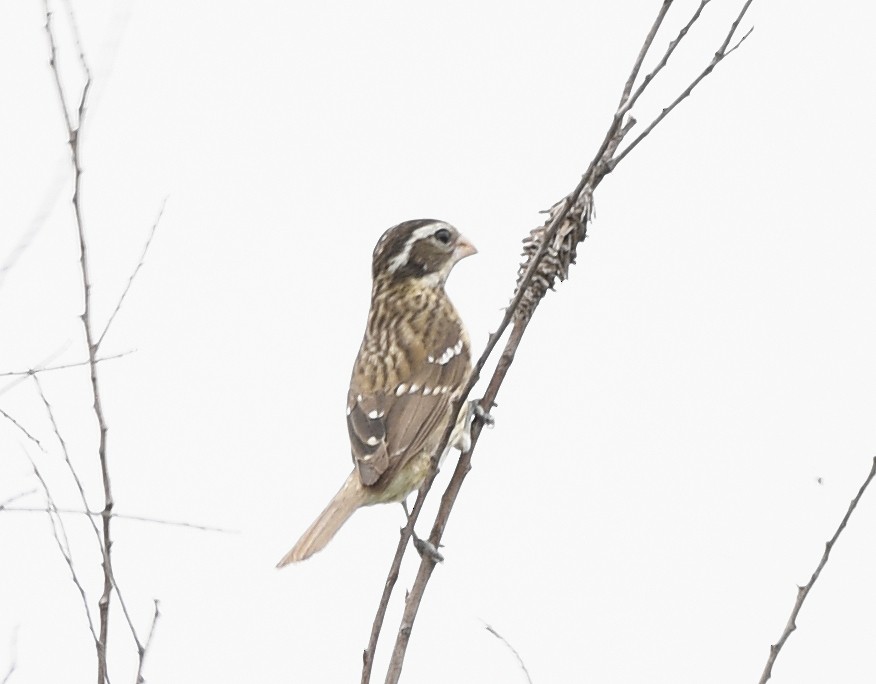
[
  {"x1": 413, "y1": 536, "x2": 445, "y2": 563},
  {"x1": 472, "y1": 400, "x2": 495, "y2": 428}
]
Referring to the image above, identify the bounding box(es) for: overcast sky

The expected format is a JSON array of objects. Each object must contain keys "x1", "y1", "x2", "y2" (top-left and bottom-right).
[{"x1": 1, "y1": 1, "x2": 875, "y2": 683}]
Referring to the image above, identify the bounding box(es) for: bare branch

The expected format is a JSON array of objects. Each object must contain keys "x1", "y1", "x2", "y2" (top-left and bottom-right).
[
  {"x1": 43, "y1": 2, "x2": 74, "y2": 134},
  {"x1": 135, "y1": 600, "x2": 161, "y2": 684},
  {"x1": 0, "y1": 626, "x2": 18, "y2": 684},
  {"x1": 758, "y1": 456, "x2": 876, "y2": 684},
  {"x1": 611, "y1": 0, "x2": 756, "y2": 167},
  {"x1": 33, "y1": 374, "x2": 99, "y2": 537},
  {"x1": 0, "y1": 489, "x2": 37, "y2": 511},
  {"x1": 96, "y1": 198, "x2": 167, "y2": 350},
  {"x1": 0, "y1": 506, "x2": 236, "y2": 533},
  {"x1": 484, "y1": 622, "x2": 533, "y2": 684},
  {"x1": 0, "y1": 407, "x2": 45, "y2": 451},
  {"x1": 0, "y1": 342, "x2": 71, "y2": 398},
  {"x1": 619, "y1": 0, "x2": 674, "y2": 107},
  {"x1": 22, "y1": 446, "x2": 100, "y2": 648},
  {"x1": 0, "y1": 660, "x2": 12, "y2": 684},
  {"x1": 43, "y1": 2, "x2": 113, "y2": 681},
  {"x1": 0, "y1": 350, "x2": 134, "y2": 380},
  {"x1": 32, "y1": 376, "x2": 144, "y2": 663},
  {"x1": 360, "y1": 487, "x2": 426, "y2": 682},
  {"x1": 0, "y1": 155, "x2": 69, "y2": 293}
]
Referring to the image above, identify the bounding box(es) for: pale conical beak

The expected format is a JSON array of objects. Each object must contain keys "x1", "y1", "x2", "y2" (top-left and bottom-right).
[{"x1": 453, "y1": 235, "x2": 477, "y2": 261}]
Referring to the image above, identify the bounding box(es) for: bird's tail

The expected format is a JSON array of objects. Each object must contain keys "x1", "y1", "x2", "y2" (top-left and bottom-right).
[{"x1": 276, "y1": 472, "x2": 364, "y2": 567}]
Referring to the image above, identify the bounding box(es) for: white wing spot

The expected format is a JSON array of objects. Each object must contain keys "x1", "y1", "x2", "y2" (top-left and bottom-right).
[
  {"x1": 454, "y1": 340, "x2": 464, "y2": 355},
  {"x1": 427, "y1": 355, "x2": 435, "y2": 363},
  {"x1": 409, "y1": 384, "x2": 420, "y2": 394},
  {"x1": 366, "y1": 436, "x2": 380, "y2": 446},
  {"x1": 396, "y1": 383, "x2": 409, "y2": 396},
  {"x1": 367, "y1": 409, "x2": 383, "y2": 419},
  {"x1": 356, "y1": 394, "x2": 363, "y2": 402},
  {"x1": 346, "y1": 406, "x2": 352, "y2": 416},
  {"x1": 422, "y1": 386, "x2": 432, "y2": 396},
  {"x1": 441, "y1": 386, "x2": 450, "y2": 394}
]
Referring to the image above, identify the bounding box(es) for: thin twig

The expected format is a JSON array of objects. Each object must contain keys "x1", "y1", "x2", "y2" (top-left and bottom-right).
[
  {"x1": 0, "y1": 342, "x2": 70, "y2": 398},
  {"x1": 0, "y1": 350, "x2": 134, "y2": 379},
  {"x1": 619, "y1": 0, "x2": 674, "y2": 107},
  {"x1": 0, "y1": 154, "x2": 69, "y2": 293},
  {"x1": 360, "y1": 485, "x2": 429, "y2": 682},
  {"x1": 0, "y1": 626, "x2": 18, "y2": 684},
  {"x1": 33, "y1": 374, "x2": 100, "y2": 538},
  {"x1": 135, "y1": 600, "x2": 161, "y2": 684},
  {"x1": 0, "y1": 407, "x2": 44, "y2": 451},
  {"x1": 611, "y1": 0, "x2": 755, "y2": 167},
  {"x1": 484, "y1": 622, "x2": 533, "y2": 684},
  {"x1": 22, "y1": 447, "x2": 100, "y2": 648},
  {"x1": 96, "y1": 198, "x2": 167, "y2": 350},
  {"x1": 0, "y1": 489, "x2": 37, "y2": 511},
  {"x1": 32, "y1": 376, "x2": 144, "y2": 661},
  {"x1": 758, "y1": 456, "x2": 876, "y2": 684},
  {"x1": 620, "y1": 0, "x2": 709, "y2": 117},
  {"x1": 0, "y1": 506, "x2": 236, "y2": 533}
]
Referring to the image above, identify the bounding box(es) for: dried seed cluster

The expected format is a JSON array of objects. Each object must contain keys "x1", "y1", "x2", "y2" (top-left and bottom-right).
[{"x1": 513, "y1": 190, "x2": 592, "y2": 322}]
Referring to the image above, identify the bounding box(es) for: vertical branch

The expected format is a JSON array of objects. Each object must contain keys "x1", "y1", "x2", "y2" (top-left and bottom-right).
[{"x1": 42, "y1": 4, "x2": 111, "y2": 683}]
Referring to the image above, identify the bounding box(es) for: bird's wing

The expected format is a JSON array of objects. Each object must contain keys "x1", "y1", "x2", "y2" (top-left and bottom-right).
[{"x1": 347, "y1": 333, "x2": 470, "y2": 487}]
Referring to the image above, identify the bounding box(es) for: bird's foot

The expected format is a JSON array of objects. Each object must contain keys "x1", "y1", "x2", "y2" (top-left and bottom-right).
[
  {"x1": 401, "y1": 500, "x2": 445, "y2": 562},
  {"x1": 413, "y1": 536, "x2": 445, "y2": 563},
  {"x1": 472, "y1": 399, "x2": 495, "y2": 428}
]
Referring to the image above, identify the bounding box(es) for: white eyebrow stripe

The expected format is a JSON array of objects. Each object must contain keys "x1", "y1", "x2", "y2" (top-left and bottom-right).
[{"x1": 386, "y1": 222, "x2": 452, "y2": 273}]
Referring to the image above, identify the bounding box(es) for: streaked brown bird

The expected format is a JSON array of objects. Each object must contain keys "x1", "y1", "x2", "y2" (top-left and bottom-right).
[{"x1": 277, "y1": 219, "x2": 477, "y2": 566}]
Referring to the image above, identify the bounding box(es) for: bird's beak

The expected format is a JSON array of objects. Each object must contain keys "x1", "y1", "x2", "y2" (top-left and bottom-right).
[{"x1": 453, "y1": 235, "x2": 477, "y2": 262}]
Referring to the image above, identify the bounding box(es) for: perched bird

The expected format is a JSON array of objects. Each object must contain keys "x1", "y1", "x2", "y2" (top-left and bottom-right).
[{"x1": 277, "y1": 219, "x2": 477, "y2": 566}]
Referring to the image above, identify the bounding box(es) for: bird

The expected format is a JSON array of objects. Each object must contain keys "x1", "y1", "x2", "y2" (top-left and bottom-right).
[{"x1": 277, "y1": 219, "x2": 477, "y2": 566}]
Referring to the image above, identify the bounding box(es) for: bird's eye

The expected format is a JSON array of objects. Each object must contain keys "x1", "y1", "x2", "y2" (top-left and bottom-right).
[{"x1": 433, "y1": 228, "x2": 451, "y2": 244}]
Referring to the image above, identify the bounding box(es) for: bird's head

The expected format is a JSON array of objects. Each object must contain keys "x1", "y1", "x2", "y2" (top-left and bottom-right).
[{"x1": 372, "y1": 219, "x2": 477, "y2": 288}]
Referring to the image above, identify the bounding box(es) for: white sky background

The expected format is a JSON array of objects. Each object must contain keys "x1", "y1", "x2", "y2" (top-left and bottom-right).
[{"x1": 1, "y1": 1, "x2": 875, "y2": 682}]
